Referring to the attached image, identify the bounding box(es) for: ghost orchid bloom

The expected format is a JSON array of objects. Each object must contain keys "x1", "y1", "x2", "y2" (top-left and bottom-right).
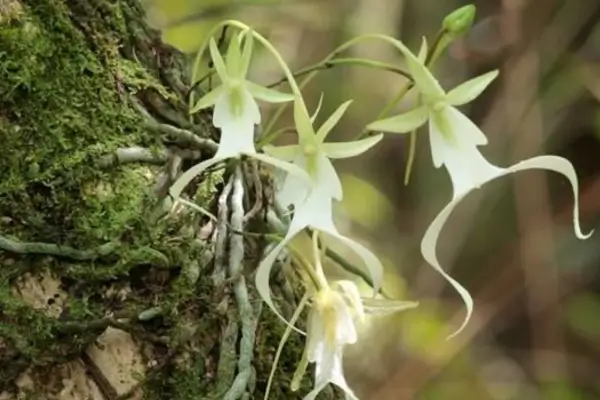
[
  {"x1": 300, "y1": 280, "x2": 361, "y2": 400},
  {"x1": 289, "y1": 234, "x2": 418, "y2": 400},
  {"x1": 256, "y1": 97, "x2": 385, "y2": 331},
  {"x1": 367, "y1": 38, "x2": 593, "y2": 338},
  {"x1": 170, "y1": 33, "x2": 308, "y2": 200},
  {"x1": 299, "y1": 282, "x2": 418, "y2": 400}
]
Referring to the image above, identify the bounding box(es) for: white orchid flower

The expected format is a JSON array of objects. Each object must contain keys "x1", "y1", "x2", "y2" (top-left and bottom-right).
[
  {"x1": 367, "y1": 38, "x2": 593, "y2": 338},
  {"x1": 255, "y1": 97, "x2": 385, "y2": 330},
  {"x1": 289, "y1": 234, "x2": 418, "y2": 400},
  {"x1": 299, "y1": 283, "x2": 418, "y2": 400},
  {"x1": 170, "y1": 33, "x2": 309, "y2": 201},
  {"x1": 300, "y1": 280, "x2": 361, "y2": 400}
]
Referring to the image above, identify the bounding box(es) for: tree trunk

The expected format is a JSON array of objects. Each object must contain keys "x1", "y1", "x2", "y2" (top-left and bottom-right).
[{"x1": 0, "y1": 1, "x2": 335, "y2": 398}]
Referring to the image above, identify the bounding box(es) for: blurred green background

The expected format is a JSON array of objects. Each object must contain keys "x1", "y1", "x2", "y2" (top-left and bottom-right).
[{"x1": 143, "y1": 0, "x2": 600, "y2": 399}]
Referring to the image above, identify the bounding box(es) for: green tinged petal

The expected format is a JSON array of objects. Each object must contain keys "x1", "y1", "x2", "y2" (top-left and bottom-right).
[
  {"x1": 240, "y1": 30, "x2": 254, "y2": 78},
  {"x1": 247, "y1": 152, "x2": 311, "y2": 184},
  {"x1": 396, "y1": 40, "x2": 444, "y2": 98},
  {"x1": 209, "y1": 38, "x2": 229, "y2": 83},
  {"x1": 322, "y1": 134, "x2": 384, "y2": 159},
  {"x1": 417, "y1": 36, "x2": 428, "y2": 63},
  {"x1": 323, "y1": 231, "x2": 384, "y2": 299},
  {"x1": 256, "y1": 233, "x2": 307, "y2": 337},
  {"x1": 446, "y1": 70, "x2": 499, "y2": 106},
  {"x1": 361, "y1": 298, "x2": 419, "y2": 315},
  {"x1": 316, "y1": 100, "x2": 353, "y2": 142},
  {"x1": 420, "y1": 154, "x2": 593, "y2": 339},
  {"x1": 293, "y1": 95, "x2": 317, "y2": 145},
  {"x1": 263, "y1": 144, "x2": 300, "y2": 161},
  {"x1": 420, "y1": 198, "x2": 474, "y2": 339},
  {"x1": 367, "y1": 106, "x2": 429, "y2": 134},
  {"x1": 225, "y1": 34, "x2": 243, "y2": 78},
  {"x1": 246, "y1": 81, "x2": 294, "y2": 103},
  {"x1": 508, "y1": 155, "x2": 593, "y2": 240},
  {"x1": 190, "y1": 86, "x2": 224, "y2": 114},
  {"x1": 333, "y1": 280, "x2": 365, "y2": 320},
  {"x1": 311, "y1": 92, "x2": 324, "y2": 124}
]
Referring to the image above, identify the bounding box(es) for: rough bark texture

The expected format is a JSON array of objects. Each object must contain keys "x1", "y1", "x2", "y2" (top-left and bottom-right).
[{"x1": 0, "y1": 1, "x2": 338, "y2": 398}]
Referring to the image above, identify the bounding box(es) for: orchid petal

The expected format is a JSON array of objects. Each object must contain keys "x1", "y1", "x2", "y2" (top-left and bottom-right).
[
  {"x1": 446, "y1": 106, "x2": 488, "y2": 146},
  {"x1": 328, "y1": 361, "x2": 359, "y2": 400},
  {"x1": 417, "y1": 36, "x2": 428, "y2": 63},
  {"x1": 190, "y1": 86, "x2": 225, "y2": 114},
  {"x1": 303, "y1": 342, "x2": 333, "y2": 400},
  {"x1": 316, "y1": 100, "x2": 353, "y2": 142},
  {"x1": 395, "y1": 40, "x2": 444, "y2": 98},
  {"x1": 262, "y1": 144, "x2": 300, "y2": 161},
  {"x1": 322, "y1": 134, "x2": 384, "y2": 159},
  {"x1": 303, "y1": 376, "x2": 330, "y2": 400},
  {"x1": 277, "y1": 154, "x2": 310, "y2": 208},
  {"x1": 361, "y1": 298, "x2": 419, "y2": 315},
  {"x1": 332, "y1": 295, "x2": 358, "y2": 344},
  {"x1": 316, "y1": 154, "x2": 343, "y2": 200},
  {"x1": 256, "y1": 232, "x2": 307, "y2": 336},
  {"x1": 429, "y1": 113, "x2": 503, "y2": 198},
  {"x1": 225, "y1": 35, "x2": 242, "y2": 78},
  {"x1": 441, "y1": 142, "x2": 504, "y2": 200},
  {"x1": 322, "y1": 231, "x2": 384, "y2": 299},
  {"x1": 294, "y1": 96, "x2": 317, "y2": 144},
  {"x1": 428, "y1": 107, "x2": 492, "y2": 177},
  {"x1": 169, "y1": 157, "x2": 225, "y2": 201},
  {"x1": 420, "y1": 197, "x2": 474, "y2": 339},
  {"x1": 293, "y1": 186, "x2": 338, "y2": 233},
  {"x1": 213, "y1": 87, "x2": 260, "y2": 128},
  {"x1": 446, "y1": 70, "x2": 499, "y2": 106},
  {"x1": 421, "y1": 155, "x2": 592, "y2": 339},
  {"x1": 247, "y1": 152, "x2": 312, "y2": 185},
  {"x1": 311, "y1": 92, "x2": 325, "y2": 124},
  {"x1": 305, "y1": 308, "x2": 326, "y2": 363},
  {"x1": 305, "y1": 345, "x2": 358, "y2": 400},
  {"x1": 508, "y1": 155, "x2": 593, "y2": 240},
  {"x1": 240, "y1": 30, "x2": 254, "y2": 79},
  {"x1": 428, "y1": 114, "x2": 448, "y2": 169},
  {"x1": 246, "y1": 81, "x2": 294, "y2": 103},
  {"x1": 208, "y1": 38, "x2": 229, "y2": 83},
  {"x1": 215, "y1": 122, "x2": 256, "y2": 159},
  {"x1": 333, "y1": 280, "x2": 365, "y2": 320},
  {"x1": 367, "y1": 106, "x2": 429, "y2": 134}
]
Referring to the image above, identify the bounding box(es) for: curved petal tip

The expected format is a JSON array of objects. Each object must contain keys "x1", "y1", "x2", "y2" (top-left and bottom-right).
[{"x1": 420, "y1": 199, "x2": 474, "y2": 340}]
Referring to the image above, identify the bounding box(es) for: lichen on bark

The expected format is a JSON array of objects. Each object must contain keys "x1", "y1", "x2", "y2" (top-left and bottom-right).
[{"x1": 0, "y1": 0, "x2": 334, "y2": 398}]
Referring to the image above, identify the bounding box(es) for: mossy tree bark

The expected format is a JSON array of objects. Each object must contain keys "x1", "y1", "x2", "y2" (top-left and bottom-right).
[{"x1": 0, "y1": 1, "x2": 338, "y2": 398}]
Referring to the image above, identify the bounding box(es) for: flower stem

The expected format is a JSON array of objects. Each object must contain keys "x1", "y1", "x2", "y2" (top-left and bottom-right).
[
  {"x1": 354, "y1": 30, "x2": 450, "y2": 147},
  {"x1": 404, "y1": 130, "x2": 417, "y2": 185},
  {"x1": 261, "y1": 33, "x2": 418, "y2": 141},
  {"x1": 189, "y1": 21, "x2": 240, "y2": 110},
  {"x1": 266, "y1": 57, "x2": 410, "y2": 89},
  {"x1": 288, "y1": 243, "x2": 323, "y2": 291},
  {"x1": 264, "y1": 292, "x2": 309, "y2": 400}
]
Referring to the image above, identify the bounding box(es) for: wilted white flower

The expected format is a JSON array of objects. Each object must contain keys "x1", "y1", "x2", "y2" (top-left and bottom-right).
[{"x1": 288, "y1": 234, "x2": 418, "y2": 400}]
